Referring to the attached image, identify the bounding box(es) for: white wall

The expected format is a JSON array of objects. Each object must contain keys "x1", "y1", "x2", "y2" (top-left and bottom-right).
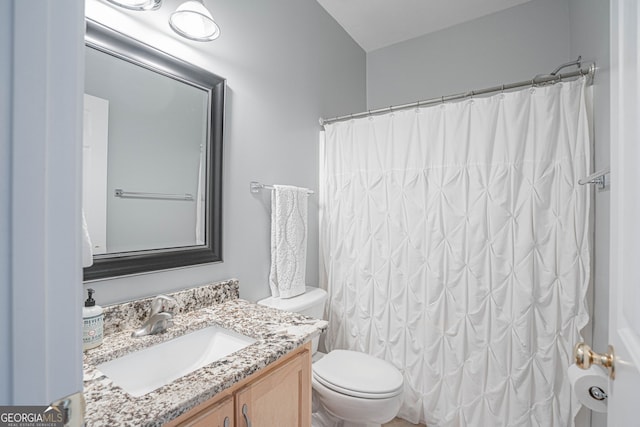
[
  {"x1": 85, "y1": 0, "x2": 366, "y2": 305},
  {"x1": 366, "y1": 0, "x2": 570, "y2": 109},
  {"x1": 568, "y1": 1, "x2": 610, "y2": 426}
]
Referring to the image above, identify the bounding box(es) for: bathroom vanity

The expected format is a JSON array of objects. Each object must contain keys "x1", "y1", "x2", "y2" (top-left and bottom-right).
[
  {"x1": 83, "y1": 280, "x2": 327, "y2": 426},
  {"x1": 166, "y1": 343, "x2": 311, "y2": 427}
]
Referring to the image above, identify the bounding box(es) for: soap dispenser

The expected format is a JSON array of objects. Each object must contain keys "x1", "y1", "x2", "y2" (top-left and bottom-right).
[{"x1": 83, "y1": 288, "x2": 104, "y2": 351}]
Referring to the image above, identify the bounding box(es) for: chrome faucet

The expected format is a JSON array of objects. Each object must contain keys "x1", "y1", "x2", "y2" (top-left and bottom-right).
[{"x1": 131, "y1": 294, "x2": 177, "y2": 338}]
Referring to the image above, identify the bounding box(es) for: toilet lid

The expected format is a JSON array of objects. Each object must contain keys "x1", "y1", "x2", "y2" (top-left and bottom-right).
[{"x1": 313, "y1": 350, "x2": 403, "y2": 399}]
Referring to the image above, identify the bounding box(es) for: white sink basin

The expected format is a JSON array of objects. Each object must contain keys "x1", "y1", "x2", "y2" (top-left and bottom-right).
[{"x1": 97, "y1": 325, "x2": 256, "y2": 397}]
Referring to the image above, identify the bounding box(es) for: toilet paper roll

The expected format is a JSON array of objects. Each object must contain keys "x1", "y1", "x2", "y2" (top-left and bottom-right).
[{"x1": 568, "y1": 364, "x2": 609, "y2": 413}]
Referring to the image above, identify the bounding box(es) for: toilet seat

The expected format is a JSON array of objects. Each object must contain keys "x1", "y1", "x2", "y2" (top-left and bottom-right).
[{"x1": 313, "y1": 350, "x2": 403, "y2": 399}]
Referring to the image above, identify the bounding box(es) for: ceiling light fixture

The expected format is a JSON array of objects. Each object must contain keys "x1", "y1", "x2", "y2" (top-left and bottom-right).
[
  {"x1": 169, "y1": 0, "x2": 221, "y2": 42},
  {"x1": 105, "y1": 0, "x2": 162, "y2": 11}
]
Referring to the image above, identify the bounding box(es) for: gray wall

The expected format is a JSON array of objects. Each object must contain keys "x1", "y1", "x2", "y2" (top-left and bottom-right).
[
  {"x1": 569, "y1": 1, "x2": 610, "y2": 426},
  {"x1": 85, "y1": 0, "x2": 366, "y2": 305},
  {"x1": 3, "y1": 0, "x2": 85, "y2": 405},
  {"x1": 0, "y1": 0, "x2": 11, "y2": 405},
  {"x1": 366, "y1": 0, "x2": 570, "y2": 109}
]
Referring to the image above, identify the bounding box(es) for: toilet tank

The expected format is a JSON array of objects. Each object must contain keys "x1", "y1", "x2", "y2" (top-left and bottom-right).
[
  {"x1": 257, "y1": 286, "x2": 327, "y2": 318},
  {"x1": 257, "y1": 286, "x2": 327, "y2": 354}
]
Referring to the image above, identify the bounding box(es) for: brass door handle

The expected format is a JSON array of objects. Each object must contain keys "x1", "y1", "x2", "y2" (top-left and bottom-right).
[{"x1": 574, "y1": 342, "x2": 615, "y2": 379}]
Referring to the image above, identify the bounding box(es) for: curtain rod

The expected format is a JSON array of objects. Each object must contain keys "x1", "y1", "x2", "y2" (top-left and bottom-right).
[{"x1": 319, "y1": 60, "x2": 596, "y2": 127}]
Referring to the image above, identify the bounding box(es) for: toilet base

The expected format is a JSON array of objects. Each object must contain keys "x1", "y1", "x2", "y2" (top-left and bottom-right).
[
  {"x1": 311, "y1": 406, "x2": 338, "y2": 427},
  {"x1": 312, "y1": 403, "x2": 382, "y2": 427},
  {"x1": 311, "y1": 376, "x2": 401, "y2": 427}
]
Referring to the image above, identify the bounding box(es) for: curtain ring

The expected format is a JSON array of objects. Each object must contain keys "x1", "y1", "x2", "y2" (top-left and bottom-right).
[
  {"x1": 501, "y1": 84, "x2": 505, "y2": 94},
  {"x1": 441, "y1": 96, "x2": 445, "y2": 104}
]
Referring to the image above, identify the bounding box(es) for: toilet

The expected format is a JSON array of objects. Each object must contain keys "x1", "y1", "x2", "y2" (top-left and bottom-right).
[{"x1": 258, "y1": 287, "x2": 404, "y2": 427}]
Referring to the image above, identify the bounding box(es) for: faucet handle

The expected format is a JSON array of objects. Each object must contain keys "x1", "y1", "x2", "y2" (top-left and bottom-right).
[
  {"x1": 148, "y1": 312, "x2": 174, "y2": 334},
  {"x1": 150, "y1": 294, "x2": 178, "y2": 316},
  {"x1": 131, "y1": 312, "x2": 174, "y2": 338}
]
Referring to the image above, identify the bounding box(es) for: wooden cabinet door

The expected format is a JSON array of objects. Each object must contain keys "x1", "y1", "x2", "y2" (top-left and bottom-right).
[
  {"x1": 235, "y1": 349, "x2": 311, "y2": 427},
  {"x1": 176, "y1": 396, "x2": 234, "y2": 427}
]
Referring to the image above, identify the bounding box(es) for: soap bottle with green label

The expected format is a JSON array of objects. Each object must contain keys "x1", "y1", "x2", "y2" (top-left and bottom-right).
[{"x1": 83, "y1": 288, "x2": 103, "y2": 351}]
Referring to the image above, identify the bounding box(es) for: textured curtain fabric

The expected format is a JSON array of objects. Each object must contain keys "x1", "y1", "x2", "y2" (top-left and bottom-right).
[{"x1": 319, "y1": 79, "x2": 591, "y2": 426}]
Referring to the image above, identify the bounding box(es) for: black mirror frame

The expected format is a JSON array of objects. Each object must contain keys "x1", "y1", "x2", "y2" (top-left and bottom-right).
[{"x1": 83, "y1": 19, "x2": 224, "y2": 281}]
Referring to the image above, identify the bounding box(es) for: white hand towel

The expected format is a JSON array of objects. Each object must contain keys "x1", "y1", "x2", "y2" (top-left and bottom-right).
[
  {"x1": 269, "y1": 185, "x2": 309, "y2": 298},
  {"x1": 82, "y1": 210, "x2": 94, "y2": 267}
]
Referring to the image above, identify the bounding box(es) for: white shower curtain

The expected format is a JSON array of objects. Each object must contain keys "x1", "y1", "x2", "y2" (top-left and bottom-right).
[{"x1": 319, "y1": 79, "x2": 591, "y2": 426}]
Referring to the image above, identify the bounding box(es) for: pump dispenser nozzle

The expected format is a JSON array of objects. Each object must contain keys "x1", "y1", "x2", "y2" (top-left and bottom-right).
[{"x1": 85, "y1": 288, "x2": 96, "y2": 307}]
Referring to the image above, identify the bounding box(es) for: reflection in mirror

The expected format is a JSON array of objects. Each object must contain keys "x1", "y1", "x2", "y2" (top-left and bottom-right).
[
  {"x1": 83, "y1": 19, "x2": 224, "y2": 281},
  {"x1": 84, "y1": 48, "x2": 208, "y2": 253}
]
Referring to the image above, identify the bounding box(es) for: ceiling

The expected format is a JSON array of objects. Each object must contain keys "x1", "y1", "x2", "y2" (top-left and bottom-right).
[{"x1": 316, "y1": 0, "x2": 532, "y2": 52}]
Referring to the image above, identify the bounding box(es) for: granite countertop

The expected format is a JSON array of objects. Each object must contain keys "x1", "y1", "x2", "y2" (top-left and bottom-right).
[{"x1": 83, "y1": 284, "x2": 328, "y2": 427}]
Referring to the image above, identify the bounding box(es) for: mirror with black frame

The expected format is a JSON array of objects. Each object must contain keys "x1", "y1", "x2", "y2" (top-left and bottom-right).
[{"x1": 83, "y1": 19, "x2": 224, "y2": 281}]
